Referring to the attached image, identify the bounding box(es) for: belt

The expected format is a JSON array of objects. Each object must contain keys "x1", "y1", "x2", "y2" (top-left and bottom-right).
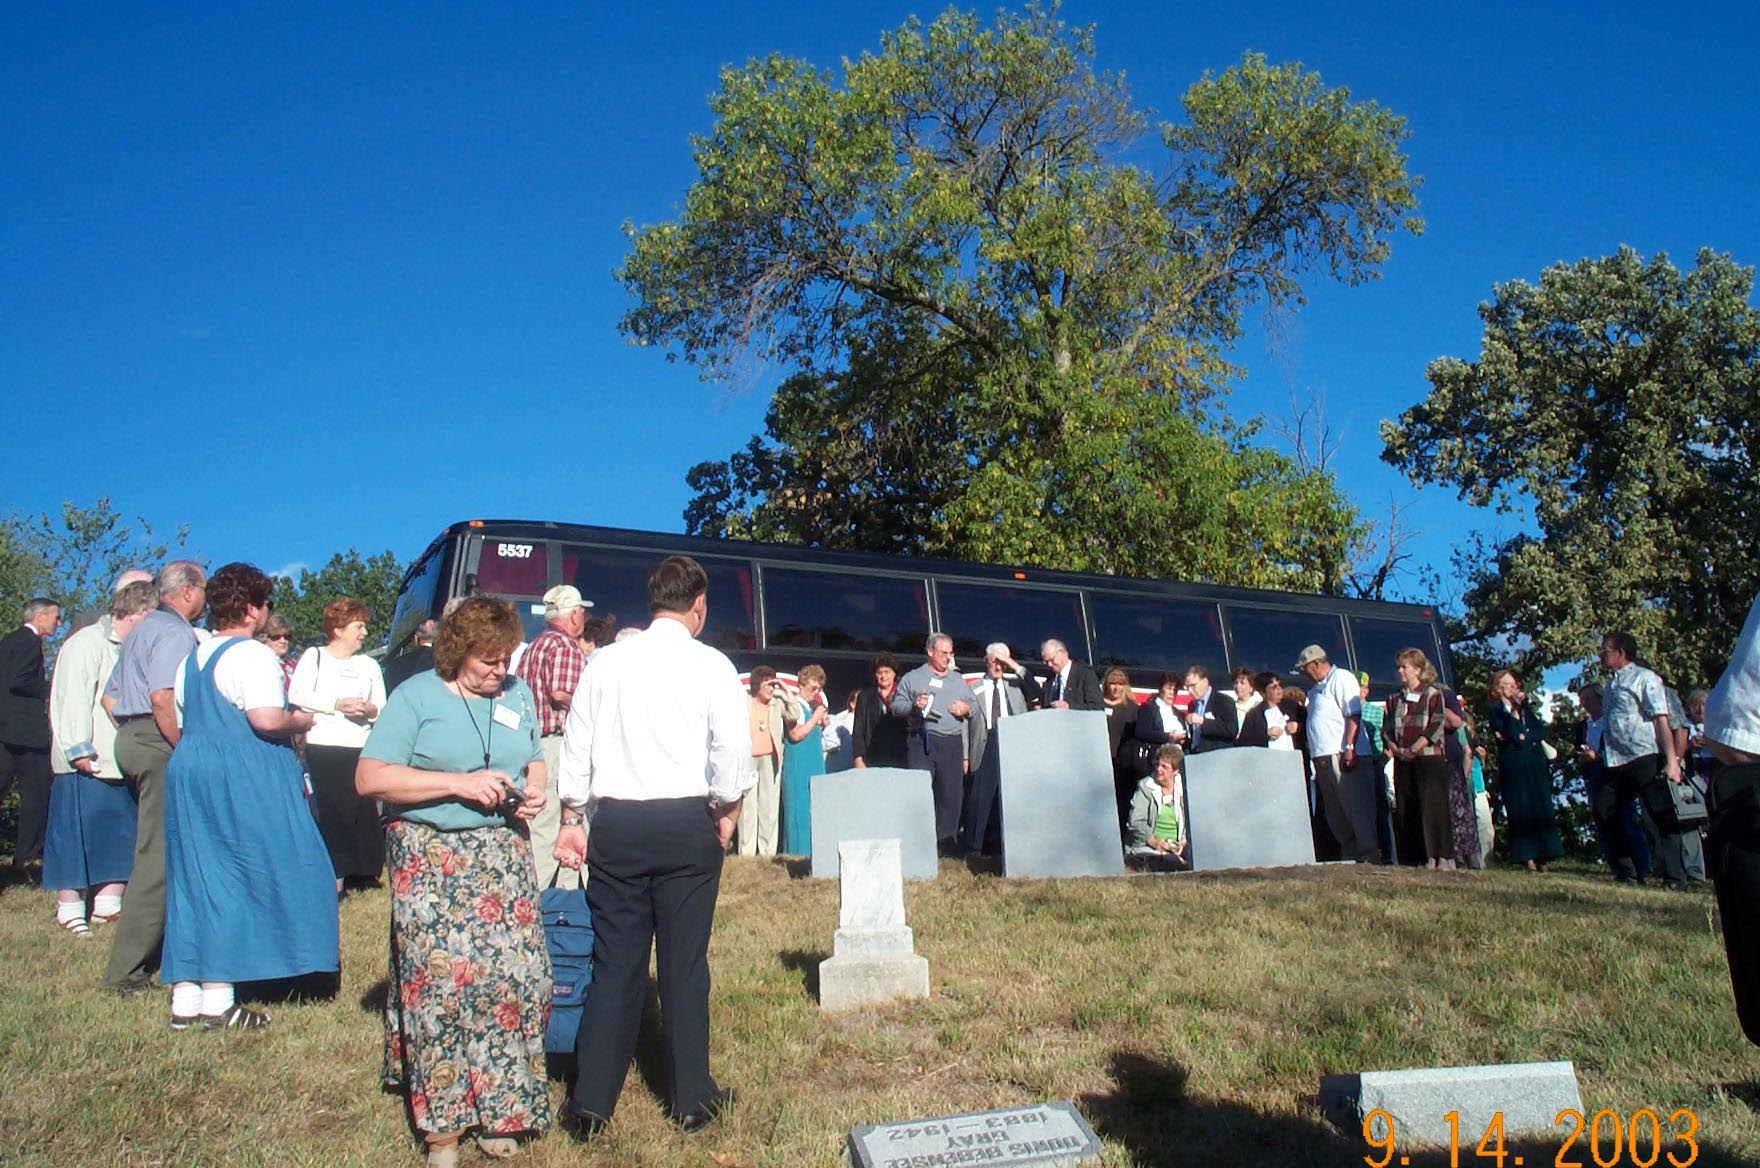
[{"x1": 117, "y1": 714, "x2": 154, "y2": 724}]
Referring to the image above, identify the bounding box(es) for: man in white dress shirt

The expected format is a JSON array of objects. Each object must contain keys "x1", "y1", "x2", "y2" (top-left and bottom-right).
[
  {"x1": 962, "y1": 642, "x2": 1032, "y2": 856},
  {"x1": 552, "y1": 555, "x2": 753, "y2": 1136}
]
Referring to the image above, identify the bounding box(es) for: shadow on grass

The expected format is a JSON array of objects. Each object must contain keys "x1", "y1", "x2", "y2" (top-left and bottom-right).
[
  {"x1": 1084, "y1": 1050, "x2": 1758, "y2": 1168},
  {"x1": 779, "y1": 948, "x2": 826, "y2": 999},
  {"x1": 239, "y1": 970, "x2": 340, "y2": 1005},
  {"x1": 780, "y1": 856, "x2": 812, "y2": 879},
  {"x1": 359, "y1": 977, "x2": 390, "y2": 1014}
]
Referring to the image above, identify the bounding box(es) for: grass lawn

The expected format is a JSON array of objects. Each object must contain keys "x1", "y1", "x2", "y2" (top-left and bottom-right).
[{"x1": 1, "y1": 857, "x2": 1756, "y2": 1167}]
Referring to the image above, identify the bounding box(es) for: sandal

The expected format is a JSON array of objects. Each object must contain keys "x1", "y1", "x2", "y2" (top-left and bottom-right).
[
  {"x1": 91, "y1": 911, "x2": 121, "y2": 924},
  {"x1": 57, "y1": 916, "x2": 92, "y2": 940},
  {"x1": 476, "y1": 1135, "x2": 519, "y2": 1158},
  {"x1": 169, "y1": 1013, "x2": 201, "y2": 1032},
  {"x1": 201, "y1": 1004, "x2": 271, "y2": 1032}
]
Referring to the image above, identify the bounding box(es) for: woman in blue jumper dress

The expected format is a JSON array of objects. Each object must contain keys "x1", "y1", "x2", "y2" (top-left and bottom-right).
[
  {"x1": 780, "y1": 664, "x2": 830, "y2": 856},
  {"x1": 162, "y1": 562, "x2": 340, "y2": 1031}
]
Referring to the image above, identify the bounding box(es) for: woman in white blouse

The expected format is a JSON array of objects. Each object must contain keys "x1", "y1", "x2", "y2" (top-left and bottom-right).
[{"x1": 289, "y1": 597, "x2": 387, "y2": 893}]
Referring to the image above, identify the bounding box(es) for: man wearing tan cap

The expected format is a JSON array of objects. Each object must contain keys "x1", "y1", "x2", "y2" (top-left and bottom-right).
[{"x1": 517, "y1": 584, "x2": 592, "y2": 886}]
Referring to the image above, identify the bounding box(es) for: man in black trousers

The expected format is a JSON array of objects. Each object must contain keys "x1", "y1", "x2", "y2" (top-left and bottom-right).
[
  {"x1": 552, "y1": 555, "x2": 752, "y2": 1135},
  {"x1": 1703, "y1": 589, "x2": 1760, "y2": 1045},
  {"x1": 0, "y1": 597, "x2": 61, "y2": 877}
]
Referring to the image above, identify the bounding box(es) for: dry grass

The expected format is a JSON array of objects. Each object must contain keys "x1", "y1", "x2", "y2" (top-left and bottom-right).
[{"x1": 2, "y1": 859, "x2": 1758, "y2": 1167}]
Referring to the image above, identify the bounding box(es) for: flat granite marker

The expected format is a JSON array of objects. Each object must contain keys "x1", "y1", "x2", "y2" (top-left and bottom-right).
[
  {"x1": 848, "y1": 1101, "x2": 1101, "y2": 1167},
  {"x1": 995, "y1": 710, "x2": 1124, "y2": 878},
  {"x1": 1183, "y1": 748, "x2": 1316, "y2": 871},
  {"x1": 810, "y1": 768, "x2": 938, "y2": 880},
  {"x1": 819, "y1": 838, "x2": 930, "y2": 1011},
  {"x1": 1319, "y1": 1061, "x2": 1583, "y2": 1147}
]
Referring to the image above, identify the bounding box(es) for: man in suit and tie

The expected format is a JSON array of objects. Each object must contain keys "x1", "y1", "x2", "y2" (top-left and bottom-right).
[
  {"x1": 962, "y1": 642, "x2": 1033, "y2": 856},
  {"x1": 1183, "y1": 666, "x2": 1239, "y2": 753},
  {"x1": 1, "y1": 597, "x2": 62, "y2": 878},
  {"x1": 1038, "y1": 639, "x2": 1103, "y2": 711}
]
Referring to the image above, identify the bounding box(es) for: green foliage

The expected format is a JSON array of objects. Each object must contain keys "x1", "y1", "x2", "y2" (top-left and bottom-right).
[
  {"x1": 1383, "y1": 246, "x2": 1760, "y2": 687},
  {"x1": 269, "y1": 548, "x2": 405, "y2": 653},
  {"x1": 626, "y1": 4, "x2": 1422, "y2": 586},
  {"x1": 0, "y1": 499, "x2": 188, "y2": 627}
]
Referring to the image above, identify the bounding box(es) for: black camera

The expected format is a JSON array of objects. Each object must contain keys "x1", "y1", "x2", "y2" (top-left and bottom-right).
[{"x1": 498, "y1": 781, "x2": 527, "y2": 814}]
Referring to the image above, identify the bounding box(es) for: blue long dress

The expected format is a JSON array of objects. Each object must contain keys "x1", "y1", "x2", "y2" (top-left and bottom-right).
[
  {"x1": 162, "y1": 638, "x2": 339, "y2": 984},
  {"x1": 779, "y1": 696, "x2": 824, "y2": 856}
]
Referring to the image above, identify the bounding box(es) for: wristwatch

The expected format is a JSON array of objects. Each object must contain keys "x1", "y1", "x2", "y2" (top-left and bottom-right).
[{"x1": 560, "y1": 812, "x2": 584, "y2": 827}]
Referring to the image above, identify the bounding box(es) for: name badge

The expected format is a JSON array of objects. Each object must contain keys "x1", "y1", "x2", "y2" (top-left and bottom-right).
[
  {"x1": 1404, "y1": 692, "x2": 1419, "y2": 704},
  {"x1": 492, "y1": 703, "x2": 523, "y2": 730},
  {"x1": 928, "y1": 678, "x2": 944, "y2": 689}
]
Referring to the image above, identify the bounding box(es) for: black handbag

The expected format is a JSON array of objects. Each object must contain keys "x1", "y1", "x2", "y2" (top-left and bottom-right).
[{"x1": 1646, "y1": 774, "x2": 1710, "y2": 834}]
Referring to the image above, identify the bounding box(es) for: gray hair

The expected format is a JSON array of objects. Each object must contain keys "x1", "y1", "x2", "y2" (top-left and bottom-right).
[
  {"x1": 111, "y1": 569, "x2": 154, "y2": 593},
  {"x1": 985, "y1": 641, "x2": 1010, "y2": 661},
  {"x1": 1687, "y1": 687, "x2": 1710, "y2": 706},
  {"x1": 1041, "y1": 638, "x2": 1067, "y2": 656},
  {"x1": 924, "y1": 631, "x2": 952, "y2": 654},
  {"x1": 155, "y1": 560, "x2": 205, "y2": 598},
  {"x1": 22, "y1": 597, "x2": 59, "y2": 622},
  {"x1": 110, "y1": 580, "x2": 158, "y2": 621},
  {"x1": 413, "y1": 618, "x2": 439, "y2": 645}
]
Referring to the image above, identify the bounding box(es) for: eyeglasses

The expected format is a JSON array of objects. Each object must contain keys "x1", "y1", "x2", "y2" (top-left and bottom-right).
[{"x1": 268, "y1": 634, "x2": 290, "y2": 643}]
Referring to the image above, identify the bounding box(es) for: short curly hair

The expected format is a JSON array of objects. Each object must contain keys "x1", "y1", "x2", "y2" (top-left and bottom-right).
[
  {"x1": 433, "y1": 596, "x2": 522, "y2": 681},
  {"x1": 322, "y1": 596, "x2": 370, "y2": 639},
  {"x1": 205, "y1": 562, "x2": 273, "y2": 629}
]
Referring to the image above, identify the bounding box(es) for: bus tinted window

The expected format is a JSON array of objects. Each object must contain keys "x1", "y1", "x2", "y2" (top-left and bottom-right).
[
  {"x1": 1226, "y1": 608, "x2": 1347, "y2": 677},
  {"x1": 1350, "y1": 616, "x2": 1444, "y2": 684},
  {"x1": 562, "y1": 545, "x2": 755, "y2": 652},
  {"x1": 388, "y1": 543, "x2": 446, "y2": 654},
  {"x1": 935, "y1": 581, "x2": 1086, "y2": 663},
  {"x1": 763, "y1": 567, "x2": 928, "y2": 654},
  {"x1": 477, "y1": 538, "x2": 549, "y2": 598},
  {"x1": 1090, "y1": 593, "x2": 1226, "y2": 676}
]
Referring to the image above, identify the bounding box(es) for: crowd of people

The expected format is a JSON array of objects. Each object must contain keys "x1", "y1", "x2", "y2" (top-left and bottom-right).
[{"x1": 6, "y1": 557, "x2": 1760, "y2": 1164}]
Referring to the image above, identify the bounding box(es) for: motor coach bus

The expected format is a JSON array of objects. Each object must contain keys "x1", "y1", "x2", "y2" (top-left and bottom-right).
[{"x1": 385, "y1": 520, "x2": 1453, "y2": 708}]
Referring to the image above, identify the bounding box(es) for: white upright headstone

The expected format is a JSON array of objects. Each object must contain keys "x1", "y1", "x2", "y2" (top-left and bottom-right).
[{"x1": 819, "y1": 838, "x2": 931, "y2": 1011}]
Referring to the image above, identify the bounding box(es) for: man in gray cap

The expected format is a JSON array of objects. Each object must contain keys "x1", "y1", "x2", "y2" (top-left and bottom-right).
[
  {"x1": 517, "y1": 584, "x2": 592, "y2": 886},
  {"x1": 1296, "y1": 643, "x2": 1378, "y2": 862}
]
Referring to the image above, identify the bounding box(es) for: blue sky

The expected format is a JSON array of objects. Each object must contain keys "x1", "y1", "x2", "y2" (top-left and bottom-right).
[{"x1": 4, "y1": 2, "x2": 1756, "y2": 612}]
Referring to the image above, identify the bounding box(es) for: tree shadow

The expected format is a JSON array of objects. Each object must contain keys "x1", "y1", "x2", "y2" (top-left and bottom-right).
[
  {"x1": 779, "y1": 856, "x2": 813, "y2": 879},
  {"x1": 1083, "y1": 1049, "x2": 1758, "y2": 1168},
  {"x1": 779, "y1": 948, "x2": 827, "y2": 999}
]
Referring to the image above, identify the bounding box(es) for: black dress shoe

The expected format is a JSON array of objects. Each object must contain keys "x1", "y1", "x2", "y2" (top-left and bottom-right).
[
  {"x1": 558, "y1": 1109, "x2": 608, "y2": 1142},
  {"x1": 674, "y1": 1088, "x2": 736, "y2": 1133}
]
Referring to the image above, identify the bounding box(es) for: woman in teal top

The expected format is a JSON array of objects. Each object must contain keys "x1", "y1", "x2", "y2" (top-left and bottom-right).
[
  {"x1": 779, "y1": 664, "x2": 830, "y2": 856},
  {"x1": 357, "y1": 597, "x2": 552, "y2": 1168}
]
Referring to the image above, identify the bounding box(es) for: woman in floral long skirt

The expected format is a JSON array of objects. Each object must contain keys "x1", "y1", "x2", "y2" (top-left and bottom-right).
[{"x1": 357, "y1": 597, "x2": 551, "y2": 1168}]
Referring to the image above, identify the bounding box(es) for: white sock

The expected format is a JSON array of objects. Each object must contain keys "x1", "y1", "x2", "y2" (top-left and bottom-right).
[
  {"x1": 55, "y1": 900, "x2": 86, "y2": 925},
  {"x1": 93, "y1": 893, "x2": 123, "y2": 917},
  {"x1": 171, "y1": 982, "x2": 203, "y2": 1017},
  {"x1": 200, "y1": 984, "x2": 235, "y2": 1016}
]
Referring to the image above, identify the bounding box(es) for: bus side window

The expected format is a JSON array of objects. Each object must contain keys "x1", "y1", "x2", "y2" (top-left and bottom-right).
[{"x1": 1224, "y1": 608, "x2": 1346, "y2": 680}]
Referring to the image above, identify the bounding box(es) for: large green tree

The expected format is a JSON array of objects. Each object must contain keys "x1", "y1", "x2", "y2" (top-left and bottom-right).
[
  {"x1": 0, "y1": 499, "x2": 188, "y2": 628},
  {"x1": 270, "y1": 549, "x2": 405, "y2": 653},
  {"x1": 1382, "y1": 246, "x2": 1760, "y2": 687},
  {"x1": 624, "y1": 4, "x2": 1422, "y2": 588}
]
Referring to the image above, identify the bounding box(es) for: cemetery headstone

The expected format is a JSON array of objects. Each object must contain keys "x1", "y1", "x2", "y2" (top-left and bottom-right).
[
  {"x1": 996, "y1": 710, "x2": 1124, "y2": 878},
  {"x1": 1184, "y1": 748, "x2": 1316, "y2": 871},
  {"x1": 847, "y1": 1101, "x2": 1101, "y2": 1167},
  {"x1": 819, "y1": 838, "x2": 930, "y2": 1011},
  {"x1": 811, "y1": 768, "x2": 938, "y2": 879}
]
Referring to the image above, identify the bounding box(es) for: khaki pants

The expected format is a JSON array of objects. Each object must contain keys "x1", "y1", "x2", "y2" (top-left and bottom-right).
[
  {"x1": 104, "y1": 719, "x2": 172, "y2": 989},
  {"x1": 737, "y1": 751, "x2": 780, "y2": 856},
  {"x1": 1475, "y1": 791, "x2": 1495, "y2": 867},
  {"x1": 532, "y1": 736, "x2": 580, "y2": 889}
]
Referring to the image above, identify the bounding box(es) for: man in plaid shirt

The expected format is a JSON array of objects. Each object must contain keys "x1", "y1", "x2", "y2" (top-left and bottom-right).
[{"x1": 519, "y1": 584, "x2": 593, "y2": 887}]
